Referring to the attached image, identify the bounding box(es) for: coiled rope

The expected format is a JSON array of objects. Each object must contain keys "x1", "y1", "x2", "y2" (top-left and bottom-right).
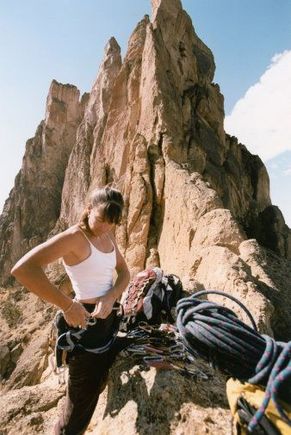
[{"x1": 176, "y1": 290, "x2": 291, "y2": 432}]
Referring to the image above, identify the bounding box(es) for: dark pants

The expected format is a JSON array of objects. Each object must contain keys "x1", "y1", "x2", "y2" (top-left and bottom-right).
[
  {"x1": 54, "y1": 304, "x2": 121, "y2": 435},
  {"x1": 54, "y1": 350, "x2": 111, "y2": 435}
]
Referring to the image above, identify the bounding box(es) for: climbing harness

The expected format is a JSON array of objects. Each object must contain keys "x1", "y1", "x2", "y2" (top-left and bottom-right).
[
  {"x1": 57, "y1": 327, "x2": 117, "y2": 354},
  {"x1": 54, "y1": 303, "x2": 122, "y2": 368}
]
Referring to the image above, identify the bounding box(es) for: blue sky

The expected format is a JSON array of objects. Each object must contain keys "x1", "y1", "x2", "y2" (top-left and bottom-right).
[{"x1": 0, "y1": 0, "x2": 291, "y2": 225}]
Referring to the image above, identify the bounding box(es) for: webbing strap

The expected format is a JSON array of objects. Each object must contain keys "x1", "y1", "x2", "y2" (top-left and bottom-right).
[{"x1": 57, "y1": 329, "x2": 117, "y2": 354}]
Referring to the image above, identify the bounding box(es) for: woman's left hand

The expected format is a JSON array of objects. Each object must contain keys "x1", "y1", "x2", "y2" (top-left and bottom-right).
[{"x1": 92, "y1": 293, "x2": 115, "y2": 319}]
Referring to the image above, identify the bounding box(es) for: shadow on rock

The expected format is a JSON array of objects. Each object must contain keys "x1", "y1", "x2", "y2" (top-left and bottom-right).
[{"x1": 103, "y1": 340, "x2": 229, "y2": 435}]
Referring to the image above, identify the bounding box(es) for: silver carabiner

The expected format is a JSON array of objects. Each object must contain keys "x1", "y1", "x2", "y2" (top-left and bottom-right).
[{"x1": 86, "y1": 317, "x2": 97, "y2": 326}]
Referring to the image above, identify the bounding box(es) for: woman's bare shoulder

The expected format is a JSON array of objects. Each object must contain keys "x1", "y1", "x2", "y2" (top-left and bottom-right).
[
  {"x1": 65, "y1": 224, "x2": 83, "y2": 237},
  {"x1": 52, "y1": 225, "x2": 86, "y2": 247},
  {"x1": 45, "y1": 225, "x2": 80, "y2": 241},
  {"x1": 12, "y1": 225, "x2": 86, "y2": 268},
  {"x1": 29, "y1": 225, "x2": 87, "y2": 256}
]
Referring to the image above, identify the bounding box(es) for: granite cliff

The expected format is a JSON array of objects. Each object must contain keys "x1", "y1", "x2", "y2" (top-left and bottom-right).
[
  {"x1": 0, "y1": 81, "x2": 87, "y2": 285},
  {"x1": 0, "y1": 0, "x2": 291, "y2": 433}
]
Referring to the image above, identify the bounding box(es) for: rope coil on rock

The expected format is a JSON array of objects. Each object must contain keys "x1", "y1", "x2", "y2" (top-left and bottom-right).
[{"x1": 176, "y1": 290, "x2": 291, "y2": 432}]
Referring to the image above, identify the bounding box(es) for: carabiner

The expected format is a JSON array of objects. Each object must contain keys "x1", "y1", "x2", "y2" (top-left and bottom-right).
[{"x1": 87, "y1": 317, "x2": 97, "y2": 326}]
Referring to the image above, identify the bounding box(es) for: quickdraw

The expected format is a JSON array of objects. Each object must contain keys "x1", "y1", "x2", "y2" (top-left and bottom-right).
[{"x1": 121, "y1": 322, "x2": 210, "y2": 381}]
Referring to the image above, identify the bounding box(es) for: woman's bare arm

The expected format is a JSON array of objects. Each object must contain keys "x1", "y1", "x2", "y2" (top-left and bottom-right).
[{"x1": 11, "y1": 228, "x2": 90, "y2": 327}]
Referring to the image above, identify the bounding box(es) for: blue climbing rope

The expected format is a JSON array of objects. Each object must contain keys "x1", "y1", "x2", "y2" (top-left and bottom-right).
[{"x1": 176, "y1": 290, "x2": 291, "y2": 432}]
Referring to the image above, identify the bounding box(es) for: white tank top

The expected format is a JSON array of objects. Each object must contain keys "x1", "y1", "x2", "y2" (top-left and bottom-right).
[{"x1": 63, "y1": 230, "x2": 116, "y2": 300}]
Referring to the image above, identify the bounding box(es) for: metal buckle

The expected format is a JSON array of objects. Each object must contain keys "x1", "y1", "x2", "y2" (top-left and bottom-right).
[{"x1": 86, "y1": 317, "x2": 97, "y2": 326}]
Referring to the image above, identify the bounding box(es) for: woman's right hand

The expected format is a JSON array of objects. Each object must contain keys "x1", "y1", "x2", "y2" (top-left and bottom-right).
[{"x1": 63, "y1": 301, "x2": 90, "y2": 329}]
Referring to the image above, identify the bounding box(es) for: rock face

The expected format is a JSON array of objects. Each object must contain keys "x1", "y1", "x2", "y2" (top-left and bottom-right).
[
  {"x1": 1, "y1": 0, "x2": 290, "y2": 283},
  {"x1": 58, "y1": 37, "x2": 122, "y2": 226},
  {"x1": 0, "y1": 0, "x2": 291, "y2": 434},
  {"x1": 0, "y1": 80, "x2": 86, "y2": 284}
]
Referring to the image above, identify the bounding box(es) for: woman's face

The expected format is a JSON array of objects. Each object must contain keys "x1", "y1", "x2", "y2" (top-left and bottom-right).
[{"x1": 88, "y1": 205, "x2": 114, "y2": 236}]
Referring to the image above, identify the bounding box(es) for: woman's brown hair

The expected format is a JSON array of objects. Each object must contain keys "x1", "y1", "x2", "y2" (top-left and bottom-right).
[{"x1": 79, "y1": 186, "x2": 124, "y2": 234}]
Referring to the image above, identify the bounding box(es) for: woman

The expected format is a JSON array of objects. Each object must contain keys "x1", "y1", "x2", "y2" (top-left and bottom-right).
[{"x1": 11, "y1": 186, "x2": 130, "y2": 434}]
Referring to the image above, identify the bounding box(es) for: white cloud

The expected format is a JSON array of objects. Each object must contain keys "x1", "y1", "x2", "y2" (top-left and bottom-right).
[{"x1": 224, "y1": 50, "x2": 291, "y2": 162}]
